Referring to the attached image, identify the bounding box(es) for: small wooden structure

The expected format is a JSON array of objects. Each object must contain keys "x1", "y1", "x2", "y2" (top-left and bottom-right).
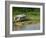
[{"x1": 14, "y1": 14, "x2": 27, "y2": 22}]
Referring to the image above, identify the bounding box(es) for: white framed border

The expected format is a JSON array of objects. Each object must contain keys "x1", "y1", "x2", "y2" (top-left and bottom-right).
[{"x1": 10, "y1": 4, "x2": 43, "y2": 34}]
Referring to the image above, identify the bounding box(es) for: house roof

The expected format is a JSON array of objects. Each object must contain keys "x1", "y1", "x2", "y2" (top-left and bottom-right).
[{"x1": 15, "y1": 14, "x2": 26, "y2": 18}]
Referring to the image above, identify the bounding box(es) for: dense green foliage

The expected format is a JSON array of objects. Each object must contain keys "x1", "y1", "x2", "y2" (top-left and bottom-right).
[
  {"x1": 12, "y1": 7, "x2": 40, "y2": 16},
  {"x1": 12, "y1": 7, "x2": 40, "y2": 23}
]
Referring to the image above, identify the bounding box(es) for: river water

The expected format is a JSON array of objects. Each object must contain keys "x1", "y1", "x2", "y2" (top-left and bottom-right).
[{"x1": 13, "y1": 23, "x2": 40, "y2": 31}]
